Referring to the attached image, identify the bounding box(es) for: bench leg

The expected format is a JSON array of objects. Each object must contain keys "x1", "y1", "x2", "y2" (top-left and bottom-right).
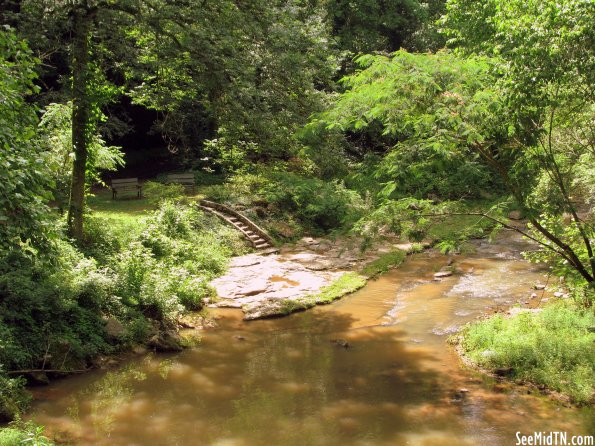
[{"x1": 112, "y1": 190, "x2": 116, "y2": 200}]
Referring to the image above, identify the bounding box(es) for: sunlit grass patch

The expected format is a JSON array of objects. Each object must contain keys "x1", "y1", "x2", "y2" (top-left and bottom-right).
[
  {"x1": 361, "y1": 250, "x2": 406, "y2": 278},
  {"x1": 457, "y1": 301, "x2": 595, "y2": 404},
  {"x1": 309, "y1": 272, "x2": 367, "y2": 304}
]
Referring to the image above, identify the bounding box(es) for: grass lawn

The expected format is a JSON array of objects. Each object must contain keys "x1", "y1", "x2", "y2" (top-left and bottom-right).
[
  {"x1": 88, "y1": 187, "x2": 205, "y2": 220},
  {"x1": 88, "y1": 188, "x2": 154, "y2": 221}
]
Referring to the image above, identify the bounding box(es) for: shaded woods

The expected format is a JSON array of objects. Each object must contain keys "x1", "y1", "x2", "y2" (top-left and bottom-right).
[{"x1": 0, "y1": 0, "x2": 593, "y2": 443}]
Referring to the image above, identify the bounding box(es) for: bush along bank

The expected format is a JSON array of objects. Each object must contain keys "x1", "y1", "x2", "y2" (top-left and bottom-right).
[
  {"x1": 451, "y1": 291, "x2": 595, "y2": 405},
  {"x1": 0, "y1": 200, "x2": 246, "y2": 422}
]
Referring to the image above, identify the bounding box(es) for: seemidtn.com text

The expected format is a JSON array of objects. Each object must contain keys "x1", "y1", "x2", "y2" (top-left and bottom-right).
[{"x1": 516, "y1": 432, "x2": 594, "y2": 446}]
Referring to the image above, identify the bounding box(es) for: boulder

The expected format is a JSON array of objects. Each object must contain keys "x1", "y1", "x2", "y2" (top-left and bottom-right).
[
  {"x1": 299, "y1": 237, "x2": 319, "y2": 247},
  {"x1": 508, "y1": 210, "x2": 523, "y2": 220},
  {"x1": 243, "y1": 298, "x2": 285, "y2": 320},
  {"x1": 312, "y1": 242, "x2": 332, "y2": 253},
  {"x1": 105, "y1": 317, "x2": 125, "y2": 338},
  {"x1": 494, "y1": 367, "x2": 514, "y2": 377},
  {"x1": 133, "y1": 345, "x2": 148, "y2": 355},
  {"x1": 253, "y1": 206, "x2": 267, "y2": 218},
  {"x1": 270, "y1": 221, "x2": 296, "y2": 238},
  {"x1": 148, "y1": 330, "x2": 184, "y2": 352},
  {"x1": 303, "y1": 261, "x2": 330, "y2": 271},
  {"x1": 331, "y1": 339, "x2": 350, "y2": 348},
  {"x1": 243, "y1": 297, "x2": 311, "y2": 320}
]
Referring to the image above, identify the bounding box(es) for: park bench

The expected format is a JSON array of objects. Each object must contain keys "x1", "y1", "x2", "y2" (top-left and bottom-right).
[
  {"x1": 111, "y1": 178, "x2": 142, "y2": 199},
  {"x1": 165, "y1": 172, "x2": 196, "y2": 194}
]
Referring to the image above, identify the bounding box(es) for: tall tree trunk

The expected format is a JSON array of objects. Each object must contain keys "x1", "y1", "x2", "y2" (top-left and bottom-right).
[{"x1": 67, "y1": 7, "x2": 91, "y2": 241}]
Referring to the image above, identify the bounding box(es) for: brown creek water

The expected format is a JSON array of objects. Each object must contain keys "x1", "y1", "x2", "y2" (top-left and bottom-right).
[{"x1": 27, "y1": 231, "x2": 594, "y2": 445}]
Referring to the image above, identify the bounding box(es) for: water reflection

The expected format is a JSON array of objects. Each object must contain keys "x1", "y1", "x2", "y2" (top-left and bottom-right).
[{"x1": 27, "y1": 232, "x2": 593, "y2": 445}]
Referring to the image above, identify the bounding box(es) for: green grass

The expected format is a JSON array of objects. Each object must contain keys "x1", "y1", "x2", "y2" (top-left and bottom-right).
[
  {"x1": 0, "y1": 421, "x2": 54, "y2": 446},
  {"x1": 277, "y1": 272, "x2": 368, "y2": 316},
  {"x1": 0, "y1": 428, "x2": 25, "y2": 446},
  {"x1": 88, "y1": 189, "x2": 154, "y2": 221},
  {"x1": 86, "y1": 189, "x2": 154, "y2": 245},
  {"x1": 308, "y1": 272, "x2": 367, "y2": 304},
  {"x1": 457, "y1": 301, "x2": 595, "y2": 404},
  {"x1": 361, "y1": 250, "x2": 406, "y2": 278},
  {"x1": 87, "y1": 187, "x2": 208, "y2": 242}
]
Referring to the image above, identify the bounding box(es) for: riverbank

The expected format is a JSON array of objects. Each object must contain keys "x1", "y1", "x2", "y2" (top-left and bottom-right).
[
  {"x1": 205, "y1": 227, "x2": 593, "y2": 407},
  {"x1": 20, "y1": 229, "x2": 592, "y2": 445},
  {"x1": 451, "y1": 297, "x2": 595, "y2": 406}
]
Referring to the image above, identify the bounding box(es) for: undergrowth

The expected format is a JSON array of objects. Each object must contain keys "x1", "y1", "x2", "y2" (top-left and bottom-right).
[{"x1": 456, "y1": 300, "x2": 595, "y2": 405}]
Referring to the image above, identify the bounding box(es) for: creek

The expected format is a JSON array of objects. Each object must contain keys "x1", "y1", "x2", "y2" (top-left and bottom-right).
[{"x1": 27, "y1": 231, "x2": 593, "y2": 445}]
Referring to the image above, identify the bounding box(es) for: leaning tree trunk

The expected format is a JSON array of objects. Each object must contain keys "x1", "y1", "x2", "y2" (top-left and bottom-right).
[{"x1": 67, "y1": 7, "x2": 91, "y2": 242}]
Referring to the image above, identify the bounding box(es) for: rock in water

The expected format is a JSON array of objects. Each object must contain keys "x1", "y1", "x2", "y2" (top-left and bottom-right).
[
  {"x1": 148, "y1": 331, "x2": 184, "y2": 352},
  {"x1": 434, "y1": 271, "x2": 453, "y2": 278},
  {"x1": 331, "y1": 339, "x2": 350, "y2": 348}
]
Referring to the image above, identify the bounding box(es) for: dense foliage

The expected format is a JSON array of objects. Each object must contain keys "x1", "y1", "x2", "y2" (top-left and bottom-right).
[
  {"x1": 0, "y1": 28, "x2": 54, "y2": 256},
  {"x1": 204, "y1": 171, "x2": 366, "y2": 236},
  {"x1": 0, "y1": 0, "x2": 593, "y2": 428},
  {"x1": 0, "y1": 199, "x2": 243, "y2": 420}
]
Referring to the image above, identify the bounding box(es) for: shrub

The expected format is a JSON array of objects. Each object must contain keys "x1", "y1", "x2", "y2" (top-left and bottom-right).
[
  {"x1": 113, "y1": 201, "x2": 240, "y2": 321},
  {"x1": 0, "y1": 427, "x2": 25, "y2": 446},
  {"x1": 204, "y1": 171, "x2": 366, "y2": 233},
  {"x1": 143, "y1": 181, "x2": 185, "y2": 206},
  {"x1": 0, "y1": 243, "x2": 113, "y2": 372},
  {"x1": 0, "y1": 375, "x2": 30, "y2": 422},
  {"x1": 458, "y1": 301, "x2": 595, "y2": 404},
  {"x1": 80, "y1": 215, "x2": 123, "y2": 264},
  {"x1": 0, "y1": 421, "x2": 54, "y2": 446}
]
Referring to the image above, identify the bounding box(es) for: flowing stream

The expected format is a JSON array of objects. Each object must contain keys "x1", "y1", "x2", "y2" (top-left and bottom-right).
[{"x1": 27, "y1": 231, "x2": 593, "y2": 445}]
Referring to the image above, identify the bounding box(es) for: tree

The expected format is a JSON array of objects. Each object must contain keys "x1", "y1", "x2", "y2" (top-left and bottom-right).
[
  {"x1": 129, "y1": 0, "x2": 339, "y2": 166},
  {"x1": 17, "y1": 0, "x2": 184, "y2": 241},
  {"x1": 311, "y1": 48, "x2": 594, "y2": 291},
  {"x1": 0, "y1": 27, "x2": 54, "y2": 256},
  {"x1": 37, "y1": 102, "x2": 124, "y2": 211},
  {"x1": 441, "y1": 0, "x2": 594, "y2": 287},
  {"x1": 324, "y1": 0, "x2": 446, "y2": 54}
]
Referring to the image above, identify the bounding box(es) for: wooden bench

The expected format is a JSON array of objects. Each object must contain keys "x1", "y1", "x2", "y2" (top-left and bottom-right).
[
  {"x1": 111, "y1": 178, "x2": 142, "y2": 199},
  {"x1": 165, "y1": 173, "x2": 195, "y2": 194}
]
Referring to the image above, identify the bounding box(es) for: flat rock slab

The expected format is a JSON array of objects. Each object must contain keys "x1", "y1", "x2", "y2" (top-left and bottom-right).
[
  {"x1": 211, "y1": 252, "x2": 345, "y2": 319},
  {"x1": 210, "y1": 236, "x2": 421, "y2": 320}
]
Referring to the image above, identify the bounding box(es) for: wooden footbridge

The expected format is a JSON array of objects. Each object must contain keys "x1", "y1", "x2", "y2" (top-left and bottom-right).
[{"x1": 199, "y1": 200, "x2": 277, "y2": 253}]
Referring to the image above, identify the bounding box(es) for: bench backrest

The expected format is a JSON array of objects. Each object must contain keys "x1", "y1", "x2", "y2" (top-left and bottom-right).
[
  {"x1": 111, "y1": 178, "x2": 139, "y2": 189},
  {"x1": 166, "y1": 173, "x2": 195, "y2": 184}
]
